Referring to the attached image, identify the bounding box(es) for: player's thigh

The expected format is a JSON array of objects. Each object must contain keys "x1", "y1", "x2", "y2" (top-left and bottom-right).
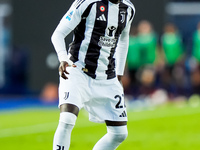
[
  {"x1": 86, "y1": 77, "x2": 128, "y2": 123},
  {"x1": 58, "y1": 67, "x2": 85, "y2": 110}
]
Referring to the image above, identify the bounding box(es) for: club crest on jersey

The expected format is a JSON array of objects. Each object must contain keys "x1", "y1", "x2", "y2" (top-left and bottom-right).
[
  {"x1": 64, "y1": 92, "x2": 69, "y2": 100},
  {"x1": 100, "y1": 6, "x2": 105, "y2": 12},
  {"x1": 120, "y1": 11, "x2": 126, "y2": 23},
  {"x1": 66, "y1": 11, "x2": 73, "y2": 21}
]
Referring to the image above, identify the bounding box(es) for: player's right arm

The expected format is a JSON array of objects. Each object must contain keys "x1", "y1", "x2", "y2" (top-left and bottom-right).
[
  {"x1": 51, "y1": 0, "x2": 83, "y2": 63},
  {"x1": 51, "y1": 0, "x2": 90, "y2": 78}
]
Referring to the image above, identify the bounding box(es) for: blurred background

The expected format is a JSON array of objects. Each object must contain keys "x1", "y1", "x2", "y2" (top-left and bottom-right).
[
  {"x1": 1, "y1": 0, "x2": 200, "y2": 150},
  {"x1": 0, "y1": 0, "x2": 200, "y2": 108}
]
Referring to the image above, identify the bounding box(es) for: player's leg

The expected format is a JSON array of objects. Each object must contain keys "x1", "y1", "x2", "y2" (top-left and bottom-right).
[
  {"x1": 53, "y1": 66, "x2": 84, "y2": 150},
  {"x1": 90, "y1": 77, "x2": 128, "y2": 150},
  {"x1": 53, "y1": 104, "x2": 79, "y2": 150},
  {"x1": 93, "y1": 121, "x2": 128, "y2": 150}
]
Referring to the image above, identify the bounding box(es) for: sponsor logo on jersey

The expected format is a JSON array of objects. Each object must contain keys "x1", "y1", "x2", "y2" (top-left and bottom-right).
[
  {"x1": 119, "y1": 110, "x2": 127, "y2": 117},
  {"x1": 106, "y1": 26, "x2": 117, "y2": 37},
  {"x1": 100, "y1": 6, "x2": 105, "y2": 12},
  {"x1": 98, "y1": 36, "x2": 117, "y2": 48},
  {"x1": 98, "y1": 26, "x2": 117, "y2": 48},
  {"x1": 97, "y1": 14, "x2": 106, "y2": 21},
  {"x1": 66, "y1": 11, "x2": 74, "y2": 21}
]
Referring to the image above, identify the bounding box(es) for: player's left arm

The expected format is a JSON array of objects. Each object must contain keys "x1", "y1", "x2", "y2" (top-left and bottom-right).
[
  {"x1": 115, "y1": 8, "x2": 135, "y2": 81},
  {"x1": 116, "y1": 29, "x2": 129, "y2": 83}
]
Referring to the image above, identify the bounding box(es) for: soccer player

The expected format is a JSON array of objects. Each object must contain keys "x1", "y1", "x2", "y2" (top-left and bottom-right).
[{"x1": 51, "y1": 0, "x2": 135, "y2": 149}]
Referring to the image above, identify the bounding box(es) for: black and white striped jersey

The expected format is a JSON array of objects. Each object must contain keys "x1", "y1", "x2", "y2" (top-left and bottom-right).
[{"x1": 51, "y1": 0, "x2": 135, "y2": 80}]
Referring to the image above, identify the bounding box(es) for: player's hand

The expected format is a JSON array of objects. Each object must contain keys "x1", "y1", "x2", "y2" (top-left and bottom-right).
[
  {"x1": 117, "y1": 75, "x2": 123, "y2": 86},
  {"x1": 117, "y1": 75, "x2": 122, "y2": 82},
  {"x1": 59, "y1": 61, "x2": 76, "y2": 79}
]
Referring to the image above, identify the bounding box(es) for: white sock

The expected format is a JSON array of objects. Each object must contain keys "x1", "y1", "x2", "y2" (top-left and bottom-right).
[
  {"x1": 53, "y1": 112, "x2": 77, "y2": 150},
  {"x1": 53, "y1": 122, "x2": 74, "y2": 150},
  {"x1": 93, "y1": 126, "x2": 128, "y2": 150}
]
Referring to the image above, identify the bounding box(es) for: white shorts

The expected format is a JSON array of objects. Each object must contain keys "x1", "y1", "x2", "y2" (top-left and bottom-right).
[{"x1": 58, "y1": 66, "x2": 127, "y2": 123}]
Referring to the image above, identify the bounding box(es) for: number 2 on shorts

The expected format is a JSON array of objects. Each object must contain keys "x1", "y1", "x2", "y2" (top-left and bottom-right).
[{"x1": 115, "y1": 95, "x2": 126, "y2": 109}]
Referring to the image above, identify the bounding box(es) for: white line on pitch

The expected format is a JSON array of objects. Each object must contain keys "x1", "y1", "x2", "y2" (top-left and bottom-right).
[
  {"x1": 0, "y1": 122, "x2": 58, "y2": 138},
  {"x1": 0, "y1": 121, "x2": 100, "y2": 138}
]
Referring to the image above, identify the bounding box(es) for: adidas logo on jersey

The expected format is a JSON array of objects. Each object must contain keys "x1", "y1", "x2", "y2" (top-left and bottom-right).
[
  {"x1": 97, "y1": 14, "x2": 106, "y2": 21},
  {"x1": 119, "y1": 111, "x2": 127, "y2": 117}
]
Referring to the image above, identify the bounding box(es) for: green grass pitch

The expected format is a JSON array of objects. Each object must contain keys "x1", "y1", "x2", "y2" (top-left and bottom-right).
[{"x1": 0, "y1": 103, "x2": 200, "y2": 150}]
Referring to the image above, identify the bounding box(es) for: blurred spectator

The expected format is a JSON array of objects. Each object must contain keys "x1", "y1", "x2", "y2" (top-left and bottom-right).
[
  {"x1": 126, "y1": 26, "x2": 140, "y2": 87},
  {"x1": 161, "y1": 23, "x2": 184, "y2": 67},
  {"x1": 137, "y1": 20, "x2": 158, "y2": 96},
  {"x1": 190, "y1": 66, "x2": 200, "y2": 95},
  {"x1": 159, "y1": 23, "x2": 187, "y2": 98},
  {"x1": 192, "y1": 21, "x2": 200, "y2": 63},
  {"x1": 136, "y1": 65, "x2": 157, "y2": 96},
  {"x1": 125, "y1": 20, "x2": 158, "y2": 98},
  {"x1": 137, "y1": 20, "x2": 157, "y2": 66},
  {"x1": 189, "y1": 21, "x2": 200, "y2": 95}
]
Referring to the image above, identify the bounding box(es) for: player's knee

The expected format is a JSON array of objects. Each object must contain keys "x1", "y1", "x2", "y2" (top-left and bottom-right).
[
  {"x1": 59, "y1": 112, "x2": 77, "y2": 125},
  {"x1": 120, "y1": 132, "x2": 128, "y2": 142},
  {"x1": 107, "y1": 125, "x2": 128, "y2": 143},
  {"x1": 111, "y1": 132, "x2": 128, "y2": 143}
]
